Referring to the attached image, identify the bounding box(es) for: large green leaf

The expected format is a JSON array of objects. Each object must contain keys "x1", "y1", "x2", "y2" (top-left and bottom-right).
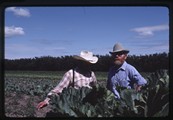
[{"x1": 47, "y1": 70, "x2": 169, "y2": 117}]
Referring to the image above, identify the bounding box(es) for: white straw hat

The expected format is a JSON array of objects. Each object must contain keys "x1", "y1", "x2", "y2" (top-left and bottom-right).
[
  {"x1": 109, "y1": 43, "x2": 129, "y2": 54},
  {"x1": 73, "y1": 51, "x2": 98, "y2": 64}
]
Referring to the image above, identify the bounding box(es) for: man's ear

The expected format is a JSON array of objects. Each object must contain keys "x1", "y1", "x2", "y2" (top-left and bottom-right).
[{"x1": 124, "y1": 54, "x2": 128, "y2": 60}]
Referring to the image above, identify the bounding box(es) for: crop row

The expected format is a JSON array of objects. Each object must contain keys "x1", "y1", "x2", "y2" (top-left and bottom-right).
[{"x1": 4, "y1": 70, "x2": 169, "y2": 117}]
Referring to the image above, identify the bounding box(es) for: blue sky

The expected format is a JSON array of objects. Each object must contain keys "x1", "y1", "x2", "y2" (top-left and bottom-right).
[{"x1": 5, "y1": 6, "x2": 169, "y2": 59}]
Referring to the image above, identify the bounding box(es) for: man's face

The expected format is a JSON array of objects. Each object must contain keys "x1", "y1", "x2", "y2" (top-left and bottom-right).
[
  {"x1": 78, "y1": 60, "x2": 91, "y2": 70},
  {"x1": 111, "y1": 52, "x2": 127, "y2": 66}
]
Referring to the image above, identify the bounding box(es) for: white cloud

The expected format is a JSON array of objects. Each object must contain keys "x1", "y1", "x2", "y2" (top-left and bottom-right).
[
  {"x1": 128, "y1": 42, "x2": 169, "y2": 56},
  {"x1": 6, "y1": 7, "x2": 31, "y2": 17},
  {"x1": 131, "y1": 24, "x2": 169, "y2": 37},
  {"x1": 5, "y1": 26, "x2": 25, "y2": 38}
]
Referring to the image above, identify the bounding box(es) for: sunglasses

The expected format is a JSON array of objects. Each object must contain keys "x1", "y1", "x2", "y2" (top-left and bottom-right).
[{"x1": 111, "y1": 52, "x2": 125, "y2": 57}]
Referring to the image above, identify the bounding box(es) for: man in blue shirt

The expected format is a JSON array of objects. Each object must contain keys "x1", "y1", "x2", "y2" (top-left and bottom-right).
[{"x1": 106, "y1": 43, "x2": 147, "y2": 99}]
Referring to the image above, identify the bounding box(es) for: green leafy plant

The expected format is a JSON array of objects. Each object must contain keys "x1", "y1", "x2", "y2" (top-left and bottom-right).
[
  {"x1": 47, "y1": 69, "x2": 169, "y2": 117},
  {"x1": 4, "y1": 70, "x2": 169, "y2": 117}
]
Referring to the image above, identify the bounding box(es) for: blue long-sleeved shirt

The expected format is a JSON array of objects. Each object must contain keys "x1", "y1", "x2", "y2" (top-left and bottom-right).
[{"x1": 106, "y1": 61, "x2": 147, "y2": 99}]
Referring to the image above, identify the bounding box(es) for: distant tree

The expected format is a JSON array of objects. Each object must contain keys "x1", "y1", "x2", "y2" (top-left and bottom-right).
[{"x1": 4, "y1": 52, "x2": 169, "y2": 72}]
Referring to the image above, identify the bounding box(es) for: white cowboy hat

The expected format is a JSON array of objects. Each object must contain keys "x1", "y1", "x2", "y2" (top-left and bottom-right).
[
  {"x1": 73, "y1": 51, "x2": 98, "y2": 64},
  {"x1": 109, "y1": 43, "x2": 129, "y2": 54}
]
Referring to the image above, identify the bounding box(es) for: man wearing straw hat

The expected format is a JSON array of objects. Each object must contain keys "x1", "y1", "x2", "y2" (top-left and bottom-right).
[
  {"x1": 106, "y1": 43, "x2": 147, "y2": 99},
  {"x1": 37, "y1": 50, "x2": 98, "y2": 110}
]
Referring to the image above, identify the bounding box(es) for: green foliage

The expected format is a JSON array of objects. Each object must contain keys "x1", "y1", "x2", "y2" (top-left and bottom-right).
[
  {"x1": 5, "y1": 70, "x2": 65, "y2": 80},
  {"x1": 4, "y1": 70, "x2": 169, "y2": 117},
  {"x1": 144, "y1": 69, "x2": 169, "y2": 117},
  {"x1": 146, "y1": 69, "x2": 169, "y2": 89},
  {"x1": 5, "y1": 77, "x2": 57, "y2": 98},
  {"x1": 49, "y1": 87, "x2": 94, "y2": 117},
  {"x1": 48, "y1": 70, "x2": 169, "y2": 117},
  {"x1": 48, "y1": 85, "x2": 119, "y2": 117},
  {"x1": 5, "y1": 52, "x2": 169, "y2": 72}
]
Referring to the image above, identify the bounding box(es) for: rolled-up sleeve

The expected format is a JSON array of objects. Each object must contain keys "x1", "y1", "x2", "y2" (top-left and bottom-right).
[
  {"x1": 135, "y1": 74, "x2": 147, "y2": 85},
  {"x1": 44, "y1": 70, "x2": 72, "y2": 103},
  {"x1": 128, "y1": 65, "x2": 147, "y2": 86},
  {"x1": 48, "y1": 70, "x2": 72, "y2": 95}
]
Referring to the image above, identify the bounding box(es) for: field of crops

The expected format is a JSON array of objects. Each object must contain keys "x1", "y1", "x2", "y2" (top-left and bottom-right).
[
  {"x1": 4, "y1": 70, "x2": 169, "y2": 117},
  {"x1": 4, "y1": 71, "x2": 108, "y2": 117}
]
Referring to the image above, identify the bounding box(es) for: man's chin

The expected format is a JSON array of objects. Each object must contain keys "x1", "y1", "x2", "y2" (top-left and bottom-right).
[{"x1": 114, "y1": 61, "x2": 122, "y2": 66}]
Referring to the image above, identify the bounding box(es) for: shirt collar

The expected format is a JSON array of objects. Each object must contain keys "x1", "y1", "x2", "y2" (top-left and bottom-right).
[
  {"x1": 117, "y1": 61, "x2": 127, "y2": 71},
  {"x1": 120, "y1": 61, "x2": 127, "y2": 70}
]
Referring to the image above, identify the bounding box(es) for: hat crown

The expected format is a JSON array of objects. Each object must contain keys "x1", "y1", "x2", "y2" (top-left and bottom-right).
[
  {"x1": 80, "y1": 51, "x2": 93, "y2": 58},
  {"x1": 109, "y1": 43, "x2": 129, "y2": 54},
  {"x1": 113, "y1": 43, "x2": 124, "y2": 51},
  {"x1": 73, "y1": 50, "x2": 98, "y2": 64}
]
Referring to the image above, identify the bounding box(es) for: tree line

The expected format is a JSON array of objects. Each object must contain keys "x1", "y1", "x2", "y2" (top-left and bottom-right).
[{"x1": 5, "y1": 52, "x2": 169, "y2": 72}]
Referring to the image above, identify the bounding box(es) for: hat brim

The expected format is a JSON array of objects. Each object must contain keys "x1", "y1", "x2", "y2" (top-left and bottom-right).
[
  {"x1": 73, "y1": 55, "x2": 98, "y2": 64},
  {"x1": 109, "y1": 50, "x2": 129, "y2": 54}
]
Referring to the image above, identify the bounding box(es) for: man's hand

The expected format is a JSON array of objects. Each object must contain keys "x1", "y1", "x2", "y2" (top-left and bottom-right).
[
  {"x1": 37, "y1": 101, "x2": 48, "y2": 110},
  {"x1": 134, "y1": 84, "x2": 142, "y2": 92}
]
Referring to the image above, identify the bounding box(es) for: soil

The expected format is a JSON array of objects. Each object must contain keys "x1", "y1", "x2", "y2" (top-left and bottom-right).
[
  {"x1": 4, "y1": 81, "x2": 106, "y2": 117},
  {"x1": 4, "y1": 92, "x2": 52, "y2": 117}
]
